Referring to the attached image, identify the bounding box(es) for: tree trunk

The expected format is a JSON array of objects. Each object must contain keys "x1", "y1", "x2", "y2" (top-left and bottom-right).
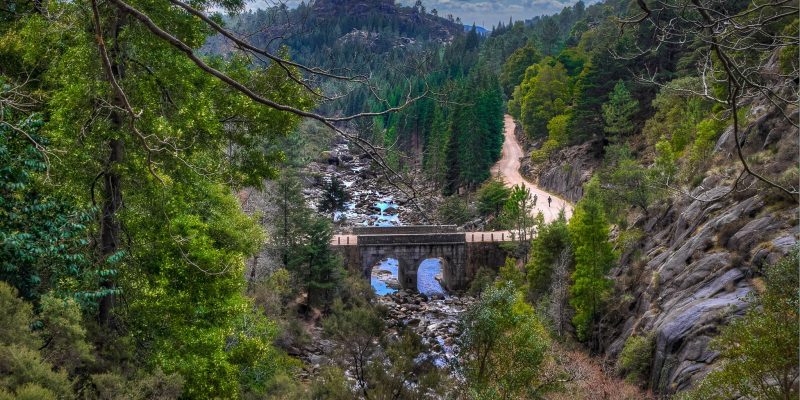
[
  {"x1": 98, "y1": 138, "x2": 123, "y2": 325},
  {"x1": 96, "y1": 7, "x2": 128, "y2": 326}
]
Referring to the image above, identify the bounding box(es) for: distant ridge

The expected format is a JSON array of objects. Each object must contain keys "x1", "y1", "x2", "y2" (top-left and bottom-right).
[{"x1": 464, "y1": 24, "x2": 489, "y2": 36}]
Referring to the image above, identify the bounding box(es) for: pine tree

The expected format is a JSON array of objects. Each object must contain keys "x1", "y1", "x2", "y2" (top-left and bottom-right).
[
  {"x1": 291, "y1": 216, "x2": 343, "y2": 308},
  {"x1": 424, "y1": 106, "x2": 449, "y2": 184},
  {"x1": 602, "y1": 80, "x2": 639, "y2": 137},
  {"x1": 270, "y1": 174, "x2": 309, "y2": 268},
  {"x1": 568, "y1": 178, "x2": 616, "y2": 342},
  {"x1": 502, "y1": 184, "x2": 535, "y2": 243},
  {"x1": 526, "y1": 211, "x2": 572, "y2": 301},
  {"x1": 318, "y1": 176, "x2": 351, "y2": 221}
]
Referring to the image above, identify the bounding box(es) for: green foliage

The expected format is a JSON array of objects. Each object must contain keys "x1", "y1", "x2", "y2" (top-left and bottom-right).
[
  {"x1": 602, "y1": 80, "x2": 638, "y2": 137},
  {"x1": 424, "y1": 106, "x2": 450, "y2": 185},
  {"x1": 688, "y1": 118, "x2": 725, "y2": 171},
  {"x1": 526, "y1": 111, "x2": 569, "y2": 167},
  {"x1": 477, "y1": 179, "x2": 512, "y2": 217},
  {"x1": 778, "y1": 20, "x2": 798, "y2": 75},
  {"x1": 652, "y1": 138, "x2": 678, "y2": 186},
  {"x1": 467, "y1": 267, "x2": 497, "y2": 296},
  {"x1": 0, "y1": 282, "x2": 72, "y2": 399},
  {"x1": 0, "y1": 114, "x2": 94, "y2": 303},
  {"x1": 643, "y1": 79, "x2": 711, "y2": 153},
  {"x1": 501, "y1": 185, "x2": 536, "y2": 243},
  {"x1": 679, "y1": 250, "x2": 799, "y2": 400},
  {"x1": 230, "y1": 309, "x2": 301, "y2": 397},
  {"x1": 288, "y1": 216, "x2": 344, "y2": 308},
  {"x1": 512, "y1": 58, "x2": 571, "y2": 138},
  {"x1": 318, "y1": 176, "x2": 351, "y2": 220},
  {"x1": 309, "y1": 366, "x2": 352, "y2": 400},
  {"x1": 497, "y1": 257, "x2": 526, "y2": 291},
  {"x1": 0, "y1": 282, "x2": 38, "y2": 349},
  {"x1": 598, "y1": 145, "x2": 654, "y2": 217},
  {"x1": 568, "y1": 178, "x2": 616, "y2": 341},
  {"x1": 267, "y1": 172, "x2": 344, "y2": 310},
  {"x1": 1, "y1": 2, "x2": 316, "y2": 397},
  {"x1": 458, "y1": 284, "x2": 551, "y2": 399},
  {"x1": 569, "y1": 49, "x2": 630, "y2": 140},
  {"x1": 38, "y1": 295, "x2": 93, "y2": 374},
  {"x1": 437, "y1": 195, "x2": 474, "y2": 225},
  {"x1": 88, "y1": 370, "x2": 184, "y2": 400},
  {"x1": 323, "y1": 300, "x2": 384, "y2": 344},
  {"x1": 617, "y1": 334, "x2": 654, "y2": 385},
  {"x1": 499, "y1": 43, "x2": 542, "y2": 96},
  {"x1": 526, "y1": 212, "x2": 572, "y2": 300},
  {"x1": 447, "y1": 71, "x2": 506, "y2": 191},
  {"x1": 367, "y1": 329, "x2": 450, "y2": 399}
]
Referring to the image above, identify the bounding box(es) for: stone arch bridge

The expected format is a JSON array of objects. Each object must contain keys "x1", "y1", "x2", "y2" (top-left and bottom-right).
[{"x1": 331, "y1": 226, "x2": 514, "y2": 292}]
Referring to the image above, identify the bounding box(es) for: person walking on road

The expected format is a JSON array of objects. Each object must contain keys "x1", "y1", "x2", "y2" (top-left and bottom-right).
[
  {"x1": 547, "y1": 196, "x2": 552, "y2": 207},
  {"x1": 533, "y1": 194, "x2": 538, "y2": 207}
]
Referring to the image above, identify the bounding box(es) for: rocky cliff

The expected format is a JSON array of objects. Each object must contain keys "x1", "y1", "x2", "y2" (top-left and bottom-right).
[
  {"x1": 518, "y1": 123, "x2": 602, "y2": 204},
  {"x1": 518, "y1": 80, "x2": 798, "y2": 395},
  {"x1": 599, "y1": 95, "x2": 798, "y2": 395}
]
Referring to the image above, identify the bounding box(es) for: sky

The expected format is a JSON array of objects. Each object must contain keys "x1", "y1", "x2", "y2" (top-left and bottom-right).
[
  {"x1": 244, "y1": 0, "x2": 590, "y2": 29},
  {"x1": 396, "y1": 0, "x2": 588, "y2": 27}
]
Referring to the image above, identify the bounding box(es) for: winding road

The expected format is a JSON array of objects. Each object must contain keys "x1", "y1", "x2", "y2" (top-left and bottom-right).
[{"x1": 491, "y1": 114, "x2": 573, "y2": 223}]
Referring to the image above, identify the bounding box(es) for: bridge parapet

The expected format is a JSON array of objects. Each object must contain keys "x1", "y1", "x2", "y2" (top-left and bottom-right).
[
  {"x1": 357, "y1": 232, "x2": 466, "y2": 246},
  {"x1": 352, "y1": 225, "x2": 459, "y2": 235}
]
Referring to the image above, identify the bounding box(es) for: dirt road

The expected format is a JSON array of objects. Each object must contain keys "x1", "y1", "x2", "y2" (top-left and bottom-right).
[{"x1": 491, "y1": 114, "x2": 573, "y2": 223}]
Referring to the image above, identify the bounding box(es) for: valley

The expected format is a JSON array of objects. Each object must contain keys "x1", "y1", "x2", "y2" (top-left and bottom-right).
[{"x1": 0, "y1": 0, "x2": 796, "y2": 399}]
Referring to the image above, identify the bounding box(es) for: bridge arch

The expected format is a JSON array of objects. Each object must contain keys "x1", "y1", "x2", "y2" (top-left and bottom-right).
[{"x1": 333, "y1": 225, "x2": 510, "y2": 293}]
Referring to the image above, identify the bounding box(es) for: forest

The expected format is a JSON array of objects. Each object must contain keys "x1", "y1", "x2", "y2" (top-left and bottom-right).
[{"x1": 0, "y1": 0, "x2": 797, "y2": 399}]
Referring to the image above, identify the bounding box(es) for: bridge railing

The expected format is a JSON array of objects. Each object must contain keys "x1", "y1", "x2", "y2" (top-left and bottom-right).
[
  {"x1": 330, "y1": 229, "x2": 524, "y2": 247},
  {"x1": 352, "y1": 225, "x2": 459, "y2": 235},
  {"x1": 357, "y1": 232, "x2": 465, "y2": 246}
]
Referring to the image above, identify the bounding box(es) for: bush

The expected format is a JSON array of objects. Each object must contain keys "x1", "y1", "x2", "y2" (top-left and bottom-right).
[
  {"x1": 467, "y1": 267, "x2": 496, "y2": 296},
  {"x1": 0, "y1": 282, "x2": 74, "y2": 399},
  {"x1": 89, "y1": 370, "x2": 184, "y2": 400},
  {"x1": 458, "y1": 284, "x2": 551, "y2": 398},
  {"x1": 617, "y1": 334, "x2": 654, "y2": 385},
  {"x1": 531, "y1": 139, "x2": 559, "y2": 163},
  {"x1": 437, "y1": 196, "x2": 473, "y2": 225},
  {"x1": 477, "y1": 179, "x2": 511, "y2": 217}
]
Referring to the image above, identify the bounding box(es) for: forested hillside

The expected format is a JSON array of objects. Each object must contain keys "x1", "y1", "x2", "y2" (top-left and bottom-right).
[
  {"x1": 209, "y1": 0, "x2": 506, "y2": 194},
  {"x1": 0, "y1": 0, "x2": 797, "y2": 399},
  {"x1": 486, "y1": 0, "x2": 799, "y2": 396}
]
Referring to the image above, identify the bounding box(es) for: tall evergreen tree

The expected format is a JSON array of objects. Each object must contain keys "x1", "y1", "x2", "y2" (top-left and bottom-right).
[
  {"x1": 602, "y1": 80, "x2": 639, "y2": 137},
  {"x1": 319, "y1": 176, "x2": 351, "y2": 221},
  {"x1": 290, "y1": 216, "x2": 343, "y2": 308},
  {"x1": 568, "y1": 178, "x2": 616, "y2": 342}
]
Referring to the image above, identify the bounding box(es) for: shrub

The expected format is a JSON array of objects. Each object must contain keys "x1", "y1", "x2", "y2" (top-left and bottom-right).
[
  {"x1": 468, "y1": 267, "x2": 497, "y2": 296},
  {"x1": 437, "y1": 196, "x2": 473, "y2": 225},
  {"x1": 477, "y1": 179, "x2": 511, "y2": 217},
  {"x1": 617, "y1": 334, "x2": 654, "y2": 385}
]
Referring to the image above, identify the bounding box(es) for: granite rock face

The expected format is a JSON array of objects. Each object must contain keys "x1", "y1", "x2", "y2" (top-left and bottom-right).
[
  {"x1": 599, "y1": 97, "x2": 799, "y2": 395},
  {"x1": 525, "y1": 140, "x2": 602, "y2": 203}
]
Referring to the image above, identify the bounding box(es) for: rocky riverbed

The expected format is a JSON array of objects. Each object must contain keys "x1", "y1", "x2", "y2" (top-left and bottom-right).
[
  {"x1": 294, "y1": 138, "x2": 474, "y2": 380},
  {"x1": 302, "y1": 140, "x2": 429, "y2": 228},
  {"x1": 378, "y1": 290, "x2": 474, "y2": 368},
  {"x1": 295, "y1": 289, "x2": 474, "y2": 379}
]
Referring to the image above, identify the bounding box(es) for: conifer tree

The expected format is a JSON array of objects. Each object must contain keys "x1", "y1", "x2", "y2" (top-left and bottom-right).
[
  {"x1": 568, "y1": 178, "x2": 616, "y2": 342},
  {"x1": 318, "y1": 176, "x2": 351, "y2": 221},
  {"x1": 602, "y1": 80, "x2": 639, "y2": 137},
  {"x1": 526, "y1": 211, "x2": 571, "y2": 300}
]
